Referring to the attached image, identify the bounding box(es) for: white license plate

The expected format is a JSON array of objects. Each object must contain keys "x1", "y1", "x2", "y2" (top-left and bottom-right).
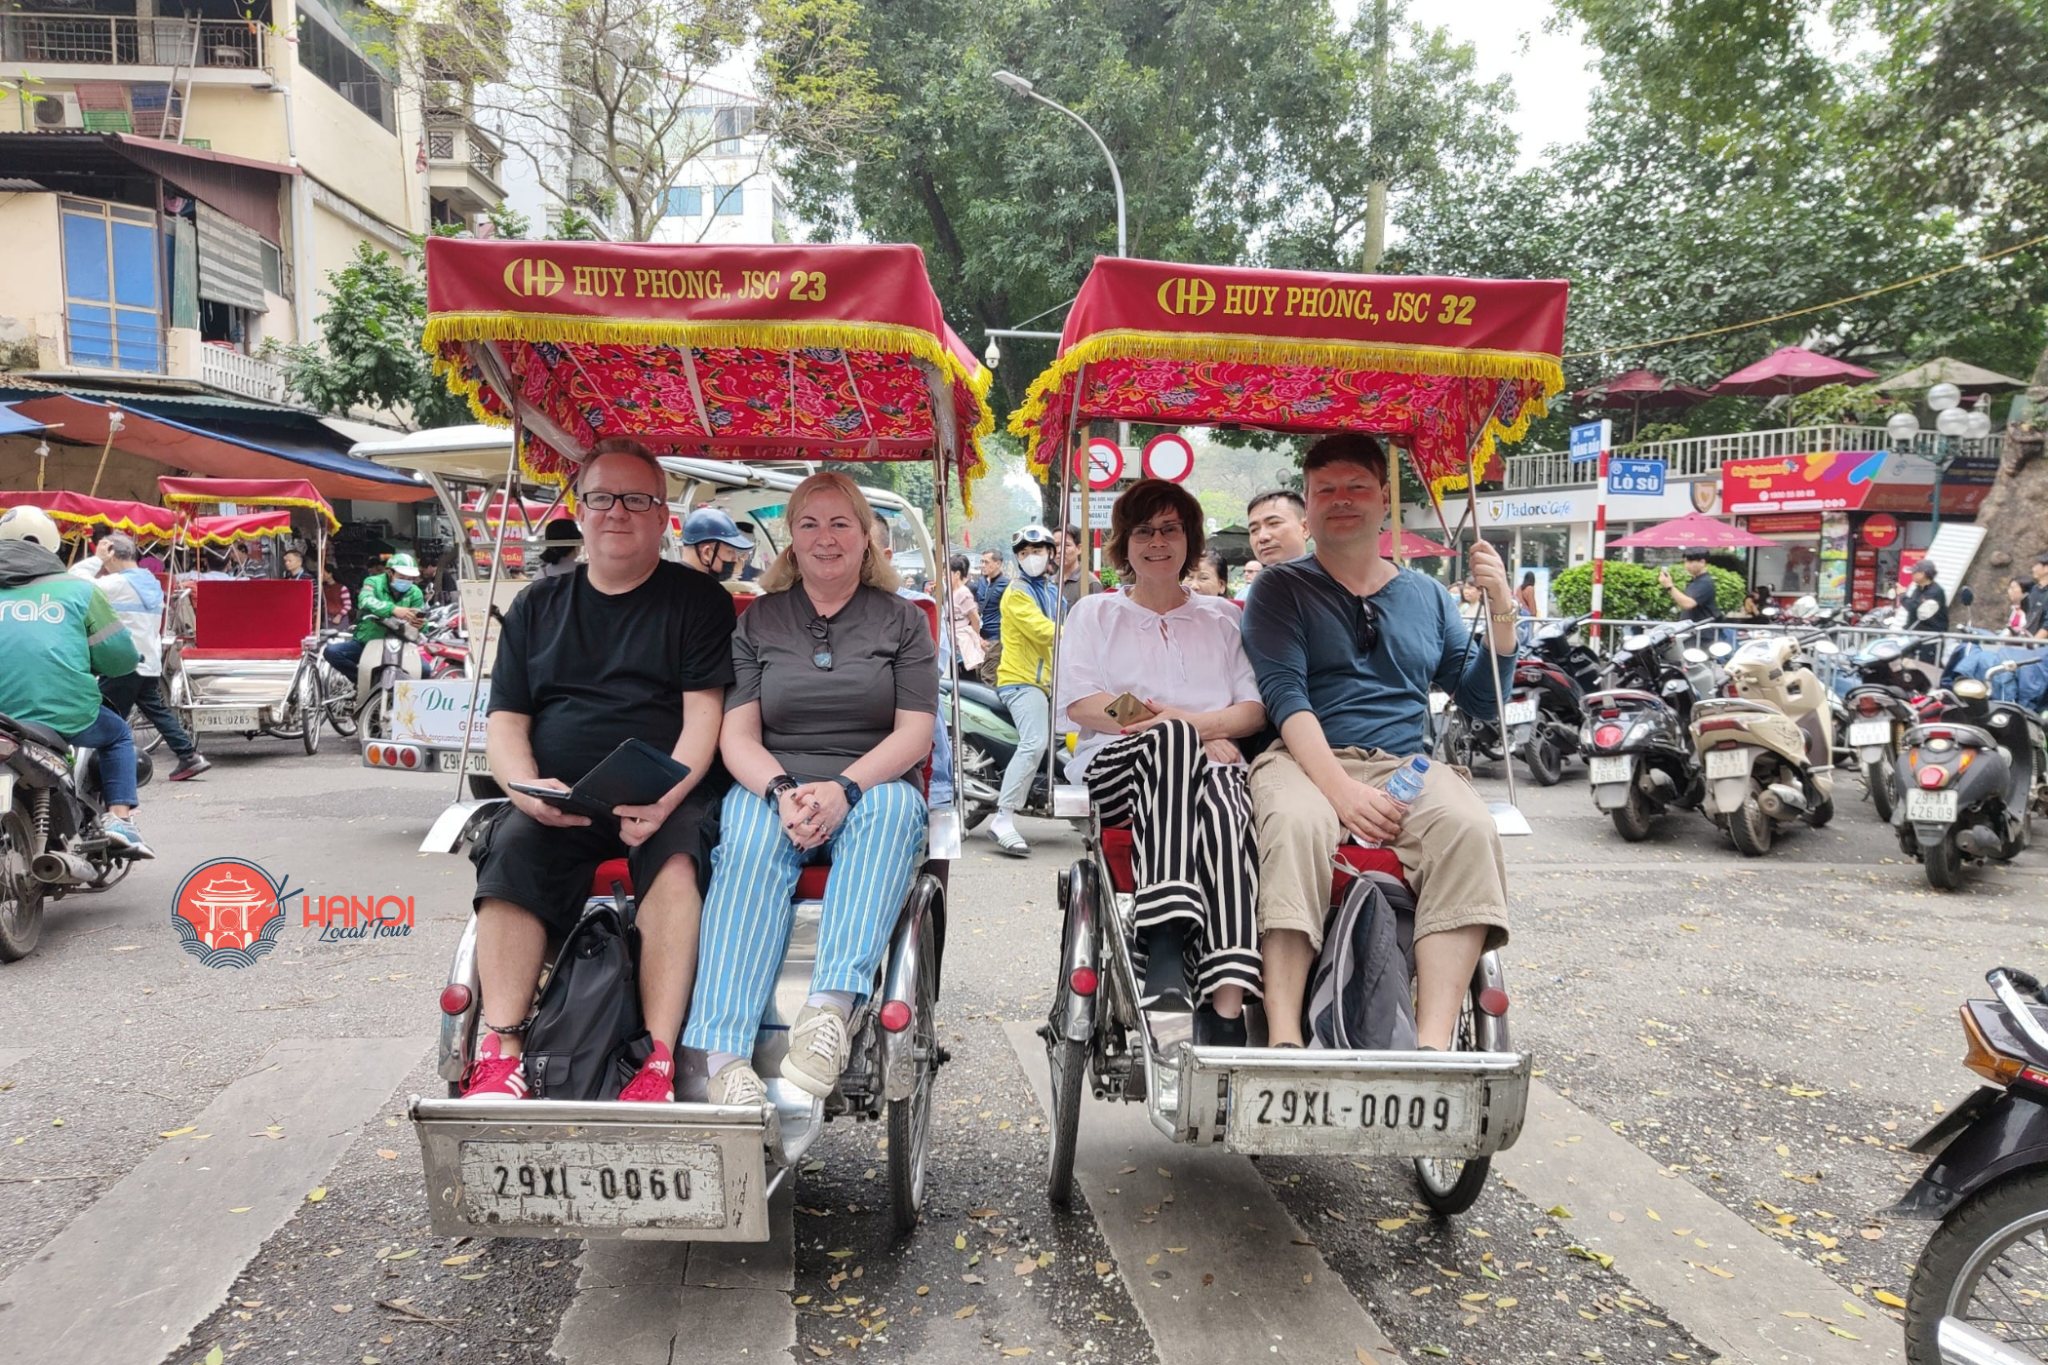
[
  {"x1": 1848, "y1": 720, "x2": 1892, "y2": 746},
  {"x1": 437, "y1": 750, "x2": 493, "y2": 774},
  {"x1": 1229, "y1": 1076, "x2": 1475, "y2": 1150},
  {"x1": 1504, "y1": 699, "x2": 1538, "y2": 726},
  {"x1": 458, "y1": 1139, "x2": 726, "y2": 1229},
  {"x1": 196, "y1": 708, "x2": 260, "y2": 731},
  {"x1": 1905, "y1": 789, "x2": 1958, "y2": 824},
  {"x1": 1588, "y1": 755, "x2": 1632, "y2": 785},
  {"x1": 1705, "y1": 747, "x2": 1753, "y2": 780}
]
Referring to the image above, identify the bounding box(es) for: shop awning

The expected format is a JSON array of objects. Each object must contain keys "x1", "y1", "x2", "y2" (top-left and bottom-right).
[
  {"x1": 0, "y1": 132, "x2": 293, "y2": 243},
  {"x1": 8, "y1": 395, "x2": 430, "y2": 504}
]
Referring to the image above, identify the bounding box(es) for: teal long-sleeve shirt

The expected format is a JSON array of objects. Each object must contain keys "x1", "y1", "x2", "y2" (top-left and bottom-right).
[
  {"x1": 1240, "y1": 556, "x2": 1514, "y2": 758},
  {"x1": 0, "y1": 540, "x2": 138, "y2": 734}
]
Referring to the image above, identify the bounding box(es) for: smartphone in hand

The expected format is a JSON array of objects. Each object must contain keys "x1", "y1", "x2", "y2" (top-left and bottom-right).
[{"x1": 1104, "y1": 691, "x2": 1157, "y2": 727}]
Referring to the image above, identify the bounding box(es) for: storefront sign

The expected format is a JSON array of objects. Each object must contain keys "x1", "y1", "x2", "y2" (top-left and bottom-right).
[
  {"x1": 1744, "y1": 512, "x2": 1821, "y2": 534},
  {"x1": 1819, "y1": 511, "x2": 1850, "y2": 608},
  {"x1": 1860, "y1": 513, "x2": 1901, "y2": 548},
  {"x1": 1721, "y1": 450, "x2": 1889, "y2": 514}
]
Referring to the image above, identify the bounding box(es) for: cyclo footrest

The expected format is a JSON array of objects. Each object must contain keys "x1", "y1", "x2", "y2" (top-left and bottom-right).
[
  {"x1": 1173, "y1": 1047, "x2": 1532, "y2": 1157},
  {"x1": 409, "y1": 1096, "x2": 779, "y2": 1242}
]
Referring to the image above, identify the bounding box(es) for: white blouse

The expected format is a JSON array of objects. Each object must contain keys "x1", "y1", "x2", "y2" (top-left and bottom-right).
[{"x1": 1056, "y1": 588, "x2": 1262, "y2": 779}]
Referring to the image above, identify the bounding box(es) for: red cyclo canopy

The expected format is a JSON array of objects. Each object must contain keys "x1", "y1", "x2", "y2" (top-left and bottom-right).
[
  {"x1": 1011, "y1": 257, "x2": 1568, "y2": 498},
  {"x1": 0, "y1": 490, "x2": 180, "y2": 539},
  {"x1": 157, "y1": 476, "x2": 339, "y2": 532},
  {"x1": 421, "y1": 238, "x2": 994, "y2": 507},
  {"x1": 185, "y1": 511, "x2": 295, "y2": 546}
]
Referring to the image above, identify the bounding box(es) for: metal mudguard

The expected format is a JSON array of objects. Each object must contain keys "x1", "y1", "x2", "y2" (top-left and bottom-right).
[{"x1": 1888, "y1": 1086, "x2": 2048, "y2": 1220}]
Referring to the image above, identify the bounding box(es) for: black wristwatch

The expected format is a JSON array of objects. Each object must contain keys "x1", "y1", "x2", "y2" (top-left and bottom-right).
[
  {"x1": 766, "y1": 775, "x2": 799, "y2": 803},
  {"x1": 835, "y1": 775, "x2": 864, "y2": 808}
]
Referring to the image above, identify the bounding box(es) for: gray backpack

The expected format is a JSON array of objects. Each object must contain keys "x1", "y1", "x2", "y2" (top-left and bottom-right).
[{"x1": 1305, "y1": 866, "x2": 1418, "y2": 1051}]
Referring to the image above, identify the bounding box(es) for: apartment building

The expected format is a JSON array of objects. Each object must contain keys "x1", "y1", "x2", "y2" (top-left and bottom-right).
[{"x1": 0, "y1": 0, "x2": 502, "y2": 403}]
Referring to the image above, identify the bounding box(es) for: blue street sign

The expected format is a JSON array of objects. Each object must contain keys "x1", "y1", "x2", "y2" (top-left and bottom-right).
[
  {"x1": 1569, "y1": 420, "x2": 1610, "y2": 463},
  {"x1": 1607, "y1": 458, "x2": 1666, "y2": 495}
]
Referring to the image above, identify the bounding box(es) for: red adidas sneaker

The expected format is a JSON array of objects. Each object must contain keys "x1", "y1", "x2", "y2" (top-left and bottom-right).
[
  {"x1": 460, "y1": 1032, "x2": 529, "y2": 1099},
  {"x1": 619, "y1": 1039, "x2": 676, "y2": 1103}
]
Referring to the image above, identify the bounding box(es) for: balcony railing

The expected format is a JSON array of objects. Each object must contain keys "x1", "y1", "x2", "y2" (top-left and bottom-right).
[
  {"x1": 197, "y1": 344, "x2": 287, "y2": 403},
  {"x1": 1, "y1": 13, "x2": 263, "y2": 68},
  {"x1": 426, "y1": 108, "x2": 502, "y2": 180},
  {"x1": 1502, "y1": 424, "x2": 2002, "y2": 491}
]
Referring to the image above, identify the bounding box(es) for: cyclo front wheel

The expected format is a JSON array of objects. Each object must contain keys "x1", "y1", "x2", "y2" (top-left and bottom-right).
[
  {"x1": 887, "y1": 883, "x2": 941, "y2": 1236},
  {"x1": 1413, "y1": 960, "x2": 1506, "y2": 1216}
]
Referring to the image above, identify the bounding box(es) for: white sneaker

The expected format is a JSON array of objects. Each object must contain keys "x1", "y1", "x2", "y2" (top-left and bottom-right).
[
  {"x1": 706, "y1": 1059, "x2": 767, "y2": 1108},
  {"x1": 781, "y1": 1004, "x2": 852, "y2": 1099}
]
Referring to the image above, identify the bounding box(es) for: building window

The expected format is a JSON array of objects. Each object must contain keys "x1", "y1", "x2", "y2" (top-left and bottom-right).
[
  {"x1": 713, "y1": 105, "x2": 755, "y2": 154},
  {"x1": 712, "y1": 184, "x2": 744, "y2": 217},
  {"x1": 61, "y1": 198, "x2": 159, "y2": 372},
  {"x1": 298, "y1": 13, "x2": 395, "y2": 131},
  {"x1": 663, "y1": 186, "x2": 703, "y2": 218},
  {"x1": 259, "y1": 239, "x2": 284, "y2": 296}
]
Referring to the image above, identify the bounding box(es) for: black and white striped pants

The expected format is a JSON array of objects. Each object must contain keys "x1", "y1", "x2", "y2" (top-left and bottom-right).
[{"x1": 1088, "y1": 718, "x2": 1261, "y2": 1002}]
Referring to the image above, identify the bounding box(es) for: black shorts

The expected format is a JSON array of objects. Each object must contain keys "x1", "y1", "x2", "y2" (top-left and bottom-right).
[{"x1": 470, "y1": 776, "x2": 726, "y2": 936}]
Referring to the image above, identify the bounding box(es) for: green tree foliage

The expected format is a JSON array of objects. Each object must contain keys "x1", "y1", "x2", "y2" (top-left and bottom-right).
[
  {"x1": 1552, "y1": 560, "x2": 1746, "y2": 621},
  {"x1": 282, "y1": 242, "x2": 472, "y2": 430}
]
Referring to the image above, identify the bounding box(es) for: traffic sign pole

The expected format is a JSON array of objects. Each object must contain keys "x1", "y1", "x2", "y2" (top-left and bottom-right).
[{"x1": 1588, "y1": 419, "x2": 1613, "y2": 645}]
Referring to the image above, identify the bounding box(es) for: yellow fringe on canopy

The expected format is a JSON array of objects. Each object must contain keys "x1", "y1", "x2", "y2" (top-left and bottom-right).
[
  {"x1": 1006, "y1": 328, "x2": 1566, "y2": 471},
  {"x1": 37, "y1": 510, "x2": 179, "y2": 540},
  {"x1": 420, "y1": 312, "x2": 996, "y2": 516},
  {"x1": 183, "y1": 523, "x2": 294, "y2": 549},
  {"x1": 159, "y1": 490, "x2": 340, "y2": 533}
]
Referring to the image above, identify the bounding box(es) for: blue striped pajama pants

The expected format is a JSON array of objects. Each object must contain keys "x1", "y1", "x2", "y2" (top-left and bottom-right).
[{"x1": 683, "y1": 779, "x2": 927, "y2": 1059}]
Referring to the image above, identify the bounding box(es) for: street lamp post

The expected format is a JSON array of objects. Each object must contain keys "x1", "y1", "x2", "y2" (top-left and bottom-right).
[
  {"x1": 1889, "y1": 382, "x2": 1993, "y2": 537},
  {"x1": 991, "y1": 70, "x2": 1126, "y2": 260}
]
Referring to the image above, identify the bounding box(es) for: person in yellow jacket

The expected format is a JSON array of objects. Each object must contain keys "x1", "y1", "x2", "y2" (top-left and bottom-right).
[{"x1": 990, "y1": 524, "x2": 1061, "y2": 855}]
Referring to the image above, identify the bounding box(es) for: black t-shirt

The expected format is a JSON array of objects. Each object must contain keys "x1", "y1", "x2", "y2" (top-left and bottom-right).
[
  {"x1": 488, "y1": 561, "x2": 737, "y2": 783},
  {"x1": 1680, "y1": 571, "x2": 1719, "y2": 623},
  {"x1": 2025, "y1": 584, "x2": 2048, "y2": 635}
]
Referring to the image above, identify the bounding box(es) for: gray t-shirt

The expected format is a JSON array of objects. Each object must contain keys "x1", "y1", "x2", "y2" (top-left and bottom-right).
[{"x1": 728, "y1": 582, "x2": 939, "y2": 784}]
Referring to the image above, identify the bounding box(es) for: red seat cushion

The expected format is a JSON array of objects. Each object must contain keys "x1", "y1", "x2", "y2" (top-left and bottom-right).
[
  {"x1": 181, "y1": 646, "x2": 304, "y2": 660},
  {"x1": 795, "y1": 864, "x2": 830, "y2": 900},
  {"x1": 588, "y1": 855, "x2": 833, "y2": 900},
  {"x1": 1100, "y1": 825, "x2": 1409, "y2": 901}
]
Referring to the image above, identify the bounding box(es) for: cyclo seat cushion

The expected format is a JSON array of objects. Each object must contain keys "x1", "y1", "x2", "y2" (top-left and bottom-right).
[
  {"x1": 1098, "y1": 825, "x2": 1410, "y2": 900},
  {"x1": 587, "y1": 854, "x2": 834, "y2": 901}
]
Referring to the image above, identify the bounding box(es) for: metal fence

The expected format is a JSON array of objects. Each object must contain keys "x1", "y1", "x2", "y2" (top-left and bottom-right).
[
  {"x1": 1, "y1": 13, "x2": 263, "y2": 68},
  {"x1": 1502, "y1": 424, "x2": 2003, "y2": 492}
]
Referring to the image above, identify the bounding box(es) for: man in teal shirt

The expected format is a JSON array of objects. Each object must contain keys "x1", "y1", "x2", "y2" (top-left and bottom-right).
[
  {"x1": 322, "y1": 552, "x2": 427, "y2": 680},
  {"x1": 0, "y1": 506, "x2": 151, "y2": 856}
]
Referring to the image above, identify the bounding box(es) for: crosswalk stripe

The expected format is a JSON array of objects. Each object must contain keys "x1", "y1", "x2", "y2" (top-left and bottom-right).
[
  {"x1": 1004, "y1": 1021, "x2": 1402, "y2": 1365},
  {"x1": 0, "y1": 1036, "x2": 425, "y2": 1365}
]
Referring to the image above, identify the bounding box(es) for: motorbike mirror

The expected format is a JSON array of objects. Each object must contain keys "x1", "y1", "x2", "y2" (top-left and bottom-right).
[
  {"x1": 1681, "y1": 647, "x2": 1709, "y2": 665},
  {"x1": 1622, "y1": 633, "x2": 1650, "y2": 651},
  {"x1": 1958, "y1": 585, "x2": 1975, "y2": 607},
  {"x1": 1812, "y1": 637, "x2": 1841, "y2": 656},
  {"x1": 1708, "y1": 641, "x2": 1733, "y2": 659}
]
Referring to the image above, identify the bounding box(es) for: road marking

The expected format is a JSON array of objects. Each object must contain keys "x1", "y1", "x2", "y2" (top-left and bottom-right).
[
  {"x1": 1005, "y1": 1021, "x2": 1401, "y2": 1365},
  {"x1": 553, "y1": 1185, "x2": 795, "y2": 1365},
  {"x1": 0, "y1": 1035, "x2": 426, "y2": 1365},
  {"x1": 1497, "y1": 1080, "x2": 1882, "y2": 1363},
  {"x1": 0, "y1": 1047, "x2": 30, "y2": 1077}
]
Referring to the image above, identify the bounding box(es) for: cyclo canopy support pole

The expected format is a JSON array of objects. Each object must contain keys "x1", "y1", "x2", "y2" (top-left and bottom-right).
[
  {"x1": 1046, "y1": 362, "x2": 1087, "y2": 805},
  {"x1": 449, "y1": 342, "x2": 527, "y2": 801}
]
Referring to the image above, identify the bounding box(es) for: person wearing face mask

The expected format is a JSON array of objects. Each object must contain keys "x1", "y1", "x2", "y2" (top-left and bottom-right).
[
  {"x1": 681, "y1": 507, "x2": 755, "y2": 587},
  {"x1": 991, "y1": 524, "x2": 1061, "y2": 855}
]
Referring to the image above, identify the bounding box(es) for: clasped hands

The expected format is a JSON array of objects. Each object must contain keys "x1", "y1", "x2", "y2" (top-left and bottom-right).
[
  {"x1": 1118, "y1": 701, "x2": 1243, "y2": 765},
  {"x1": 777, "y1": 781, "x2": 848, "y2": 851}
]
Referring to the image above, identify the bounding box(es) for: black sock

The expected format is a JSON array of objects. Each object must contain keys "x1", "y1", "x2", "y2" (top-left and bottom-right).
[
  {"x1": 1141, "y1": 921, "x2": 1192, "y2": 1002},
  {"x1": 1199, "y1": 1008, "x2": 1247, "y2": 1048}
]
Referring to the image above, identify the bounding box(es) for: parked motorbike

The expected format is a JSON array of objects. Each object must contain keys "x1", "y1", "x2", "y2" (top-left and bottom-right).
[
  {"x1": 0, "y1": 710, "x2": 154, "y2": 961},
  {"x1": 1892, "y1": 964, "x2": 2048, "y2": 1365},
  {"x1": 1515, "y1": 616, "x2": 1604, "y2": 786},
  {"x1": 1690, "y1": 633, "x2": 1837, "y2": 856},
  {"x1": 943, "y1": 677, "x2": 1056, "y2": 831},
  {"x1": 355, "y1": 618, "x2": 426, "y2": 742},
  {"x1": 1841, "y1": 635, "x2": 1936, "y2": 823},
  {"x1": 1894, "y1": 675, "x2": 2043, "y2": 890},
  {"x1": 1580, "y1": 623, "x2": 1714, "y2": 841}
]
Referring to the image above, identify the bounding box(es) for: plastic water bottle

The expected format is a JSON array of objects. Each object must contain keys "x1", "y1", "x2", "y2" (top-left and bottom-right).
[{"x1": 1358, "y1": 756, "x2": 1430, "y2": 848}]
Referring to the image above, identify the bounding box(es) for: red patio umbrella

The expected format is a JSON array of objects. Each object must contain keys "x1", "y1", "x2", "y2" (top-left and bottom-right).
[
  {"x1": 1710, "y1": 346, "x2": 1877, "y2": 399},
  {"x1": 1380, "y1": 528, "x2": 1454, "y2": 558},
  {"x1": 1606, "y1": 510, "x2": 1777, "y2": 548},
  {"x1": 1573, "y1": 368, "x2": 1713, "y2": 441}
]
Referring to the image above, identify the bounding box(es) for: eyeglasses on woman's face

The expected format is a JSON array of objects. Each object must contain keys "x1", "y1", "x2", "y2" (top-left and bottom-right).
[
  {"x1": 1129, "y1": 519, "x2": 1185, "y2": 545},
  {"x1": 579, "y1": 491, "x2": 660, "y2": 513}
]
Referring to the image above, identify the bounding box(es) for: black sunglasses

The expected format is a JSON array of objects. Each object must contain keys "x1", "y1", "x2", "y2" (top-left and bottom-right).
[
  {"x1": 808, "y1": 615, "x2": 833, "y2": 671},
  {"x1": 1351, "y1": 595, "x2": 1382, "y2": 655}
]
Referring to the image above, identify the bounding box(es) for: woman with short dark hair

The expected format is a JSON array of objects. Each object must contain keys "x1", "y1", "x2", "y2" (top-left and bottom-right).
[{"x1": 1056, "y1": 479, "x2": 1265, "y2": 1043}]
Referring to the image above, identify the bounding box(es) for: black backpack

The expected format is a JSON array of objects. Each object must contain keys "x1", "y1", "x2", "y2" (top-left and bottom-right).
[
  {"x1": 519, "y1": 881, "x2": 653, "y2": 1101},
  {"x1": 1304, "y1": 865, "x2": 1418, "y2": 1052}
]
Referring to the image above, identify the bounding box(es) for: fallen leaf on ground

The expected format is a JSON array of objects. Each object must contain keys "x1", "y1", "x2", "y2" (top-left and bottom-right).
[
  {"x1": 1094, "y1": 1261, "x2": 1111, "y2": 1275},
  {"x1": 1860, "y1": 1228, "x2": 1884, "y2": 1240},
  {"x1": 1874, "y1": 1291, "x2": 1906, "y2": 1309},
  {"x1": 1547, "y1": 1205, "x2": 1572, "y2": 1219},
  {"x1": 160, "y1": 1126, "x2": 197, "y2": 1139},
  {"x1": 440, "y1": 1255, "x2": 473, "y2": 1267},
  {"x1": 953, "y1": 1306, "x2": 977, "y2": 1320},
  {"x1": 1376, "y1": 1218, "x2": 1410, "y2": 1231},
  {"x1": 1828, "y1": 1327, "x2": 1859, "y2": 1340},
  {"x1": 306, "y1": 1187, "x2": 327, "y2": 1203},
  {"x1": 376, "y1": 1149, "x2": 398, "y2": 1161},
  {"x1": 331, "y1": 1304, "x2": 353, "y2": 1314}
]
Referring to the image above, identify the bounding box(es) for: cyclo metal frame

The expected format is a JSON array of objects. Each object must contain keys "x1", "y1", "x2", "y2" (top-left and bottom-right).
[
  {"x1": 405, "y1": 238, "x2": 992, "y2": 1242},
  {"x1": 1017, "y1": 257, "x2": 1560, "y2": 1190}
]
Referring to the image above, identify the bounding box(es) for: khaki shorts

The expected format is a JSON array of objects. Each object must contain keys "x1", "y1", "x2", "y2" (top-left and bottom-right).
[{"x1": 1248, "y1": 743, "x2": 1509, "y2": 954}]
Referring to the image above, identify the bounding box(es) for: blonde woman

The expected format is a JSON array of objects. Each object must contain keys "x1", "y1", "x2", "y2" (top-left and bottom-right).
[{"x1": 684, "y1": 473, "x2": 937, "y2": 1105}]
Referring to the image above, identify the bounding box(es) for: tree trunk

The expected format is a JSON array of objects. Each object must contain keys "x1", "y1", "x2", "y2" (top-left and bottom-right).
[{"x1": 1958, "y1": 338, "x2": 2048, "y2": 615}]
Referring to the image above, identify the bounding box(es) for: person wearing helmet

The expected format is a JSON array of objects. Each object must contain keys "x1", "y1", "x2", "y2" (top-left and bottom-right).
[
  {"x1": 322, "y1": 552, "x2": 427, "y2": 680},
  {"x1": 680, "y1": 507, "x2": 754, "y2": 584},
  {"x1": 0, "y1": 506, "x2": 151, "y2": 856},
  {"x1": 533, "y1": 519, "x2": 581, "y2": 579},
  {"x1": 989, "y1": 524, "x2": 1062, "y2": 855}
]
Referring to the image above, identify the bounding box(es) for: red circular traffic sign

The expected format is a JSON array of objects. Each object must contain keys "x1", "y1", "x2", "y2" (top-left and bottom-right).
[
  {"x1": 1142, "y1": 432, "x2": 1195, "y2": 483},
  {"x1": 1074, "y1": 438, "x2": 1124, "y2": 491}
]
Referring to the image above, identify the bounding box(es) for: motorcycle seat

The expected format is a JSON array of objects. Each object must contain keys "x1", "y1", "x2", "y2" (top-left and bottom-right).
[
  {"x1": 952, "y1": 679, "x2": 1005, "y2": 713},
  {"x1": 1969, "y1": 997, "x2": 2048, "y2": 1067},
  {"x1": 1099, "y1": 825, "x2": 1410, "y2": 900},
  {"x1": 4, "y1": 717, "x2": 69, "y2": 752}
]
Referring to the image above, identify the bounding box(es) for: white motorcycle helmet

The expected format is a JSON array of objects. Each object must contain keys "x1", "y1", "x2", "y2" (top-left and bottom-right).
[
  {"x1": 0, "y1": 505, "x2": 61, "y2": 552},
  {"x1": 1012, "y1": 524, "x2": 1057, "y2": 576}
]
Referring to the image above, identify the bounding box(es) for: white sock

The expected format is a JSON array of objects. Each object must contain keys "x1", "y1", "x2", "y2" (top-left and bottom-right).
[
  {"x1": 706, "y1": 1050, "x2": 746, "y2": 1077},
  {"x1": 990, "y1": 809, "x2": 1016, "y2": 837},
  {"x1": 806, "y1": 990, "x2": 857, "y2": 1017}
]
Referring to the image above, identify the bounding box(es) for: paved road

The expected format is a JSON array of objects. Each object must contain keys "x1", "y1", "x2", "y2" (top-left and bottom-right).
[{"x1": 0, "y1": 738, "x2": 2039, "y2": 1364}]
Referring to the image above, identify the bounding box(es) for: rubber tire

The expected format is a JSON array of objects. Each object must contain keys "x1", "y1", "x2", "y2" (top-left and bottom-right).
[
  {"x1": 1524, "y1": 735, "x2": 1564, "y2": 787},
  {"x1": 887, "y1": 893, "x2": 940, "y2": 1237},
  {"x1": 1804, "y1": 792, "x2": 1833, "y2": 829},
  {"x1": 1903, "y1": 1168, "x2": 2048, "y2": 1365},
  {"x1": 957, "y1": 735, "x2": 1001, "y2": 832},
  {"x1": 1867, "y1": 758, "x2": 1896, "y2": 823},
  {"x1": 1413, "y1": 973, "x2": 1505, "y2": 1216},
  {"x1": 468, "y1": 775, "x2": 505, "y2": 800},
  {"x1": 0, "y1": 803, "x2": 44, "y2": 962},
  {"x1": 298, "y1": 668, "x2": 322, "y2": 756},
  {"x1": 326, "y1": 669, "x2": 359, "y2": 738},
  {"x1": 1611, "y1": 785, "x2": 1656, "y2": 842},
  {"x1": 1924, "y1": 835, "x2": 1964, "y2": 891},
  {"x1": 1728, "y1": 797, "x2": 1774, "y2": 856}
]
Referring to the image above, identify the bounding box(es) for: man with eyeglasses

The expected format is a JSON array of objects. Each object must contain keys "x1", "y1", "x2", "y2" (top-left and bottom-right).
[
  {"x1": 1240, "y1": 433, "x2": 1516, "y2": 1053},
  {"x1": 461, "y1": 438, "x2": 738, "y2": 1105}
]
